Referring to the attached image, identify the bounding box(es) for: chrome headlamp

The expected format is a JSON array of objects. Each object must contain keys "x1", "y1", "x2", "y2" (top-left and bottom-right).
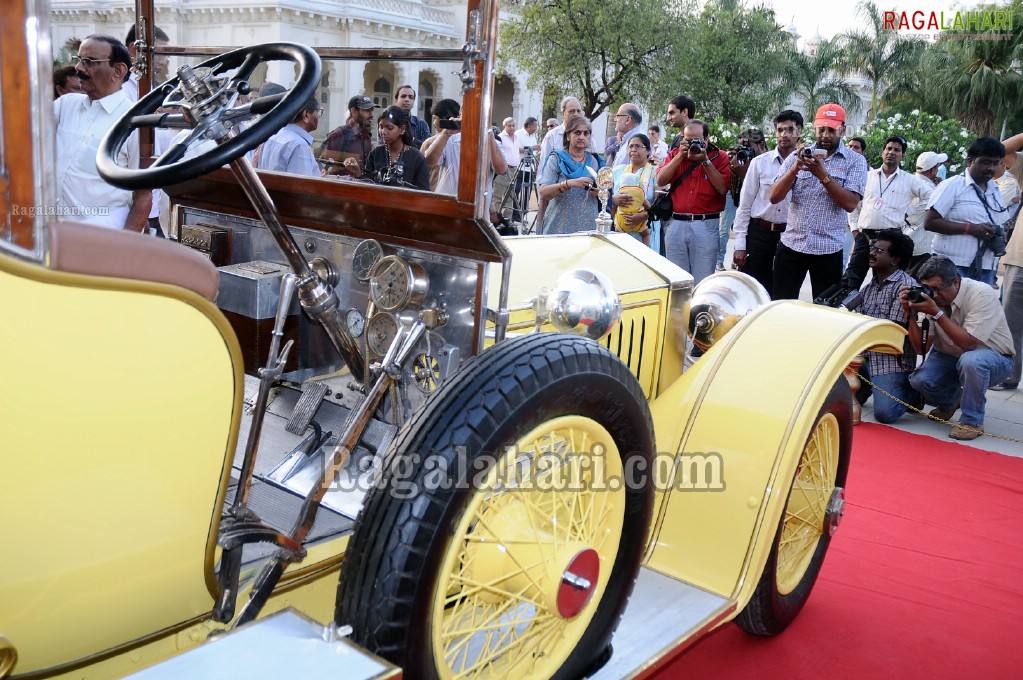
[
  {"x1": 688, "y1": 271, "x2": 769, "y2": 352},
  {"x1": 534, "y1": 268, "x2": 622, "y2": 340}
]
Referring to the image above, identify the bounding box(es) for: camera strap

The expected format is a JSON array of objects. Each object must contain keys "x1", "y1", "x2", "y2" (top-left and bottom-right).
[{"x1": 970, "y1": 183, "x2": 1008, "y2": 224}]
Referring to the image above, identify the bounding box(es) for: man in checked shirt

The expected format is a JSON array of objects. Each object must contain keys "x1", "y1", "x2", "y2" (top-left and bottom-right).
[
  {"x1": 856, "y1": 228, "x2": 921, "y2": 423},
  {"x1": 842, "y1": 135, "x2": 935, "y2": 289},
  {"x1": 768, "y1": 103, "x2": 868, "y2": 300}
]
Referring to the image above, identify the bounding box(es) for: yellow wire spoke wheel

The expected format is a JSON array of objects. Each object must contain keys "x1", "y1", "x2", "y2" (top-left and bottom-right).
[
  {"x1": 735, "y1": 378, "x2": 852, "y2": 636},
  {"x1": 335, "y1": 334, "x2": 654, "y2": 680},
  {"x1": 776, "y1": 412, "x2": 839, "y2": 595},
  {"x1": 432, "y1": 416, "x2": 625, "y2": 679}
]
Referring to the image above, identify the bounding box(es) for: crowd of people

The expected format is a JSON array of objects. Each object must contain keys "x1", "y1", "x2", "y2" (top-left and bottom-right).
[{"x1": 52, "y1": 33, "x2": 1020, "y2": 440}]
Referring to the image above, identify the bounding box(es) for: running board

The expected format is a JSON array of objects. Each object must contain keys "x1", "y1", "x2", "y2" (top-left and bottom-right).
[{"x1": 591, "y1": 567, "x2": 735, "y2": 679}]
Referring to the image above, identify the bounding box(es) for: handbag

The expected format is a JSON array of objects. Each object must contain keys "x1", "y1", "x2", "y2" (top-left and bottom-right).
[{"x1": 649, "y1": 160, "x2": 701, "y2": 223}]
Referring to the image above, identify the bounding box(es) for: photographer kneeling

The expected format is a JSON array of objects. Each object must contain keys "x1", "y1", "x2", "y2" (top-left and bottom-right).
[
  {"x1": 857, "y1": 229, "x2": 921, "y2": 424},
  {"x1": 903, "y1": 256, "x2": 1015, "y2": 440}
]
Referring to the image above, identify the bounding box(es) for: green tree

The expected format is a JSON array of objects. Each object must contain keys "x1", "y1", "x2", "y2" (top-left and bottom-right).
[
  {"x1": 655, "y1": 0, "x2": 797, "y2": 124},
  {"x1": 498, "y1": 0, "x2": 692, "y2": 118},
  {"x1": 786, "y1": 38, "x2": 862, "y2": 119},
  {"x1": 840, "y1": 1, "x2": 926, "y2": 122},
  {"x1": 923, "y1": 1, "x2": 1023, "y2": 137}
]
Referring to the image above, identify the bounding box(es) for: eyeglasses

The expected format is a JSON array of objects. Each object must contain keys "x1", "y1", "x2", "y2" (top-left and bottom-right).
[
  {"x1": 546, "y1": 124, "x2": 556, "y2": 129},
  {"x1": 626, "y1": 144, "x2": 646, "y2": 151},
  {"x1": 613, "y1": 114, "x2": 630, "y2": 118},
  {"x1": 71, "y1": 56, "x2": 111, "y2": 68},
  {"x1": 570, "y1": 130, "x2": 592, "y2": 136},
  {"x1": 868, "y1": 244, "x2": 890, "y2": 255}
]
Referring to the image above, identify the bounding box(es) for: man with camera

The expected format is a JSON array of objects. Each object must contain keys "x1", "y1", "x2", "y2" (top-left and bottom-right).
[
  {"x1": 855, "y1": 229, "x2": 921, "y2": 423},
  {"x1": 655, "y1": 119, "x2": 731, "y2": 283},
  {"x1": 322, "y1": 95, "x2": 378, "y2": 177},
  {"x1": 423, "y1": 98, "x2": 507, "y2": 202},
  {"x1": 924, "y1": 137, "x2": 1011, "y2": 285},
  {"x1": 718, "y1": 128, "x2": 766, "y2": 272},
  {"x1": 768, "y1": 103, "x2": 868, "y2": 300},
  {"x1": 732, "y1": 110, "x2": 803, "y2": 297},
  {"x1": 903, "y1": 256, "x2": 1014, "y2": 440},
  {"x1": 842, "y1": 135, "x2": 934, "y2": 289}
]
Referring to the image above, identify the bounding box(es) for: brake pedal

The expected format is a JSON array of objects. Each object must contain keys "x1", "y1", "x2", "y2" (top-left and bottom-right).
[{"x1": 285, "y1": 381, "x2": 328, "y2": 435}]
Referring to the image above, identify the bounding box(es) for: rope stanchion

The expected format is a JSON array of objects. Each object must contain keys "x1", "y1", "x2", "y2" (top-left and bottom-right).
[{"x1": 858, "y1": 374, "x2": 1023, "y2": 444}]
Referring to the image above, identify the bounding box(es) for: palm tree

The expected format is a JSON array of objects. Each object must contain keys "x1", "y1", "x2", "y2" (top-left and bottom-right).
[
  {"x1": 786, "y1": 38, "x2": 862, "y2": 119},
  {"x1": 840, "y1": 0, "x2": 925, "y2": 121},
  {"x1": 924, "y1": 13, "x2": 1023, "y2": 137}
]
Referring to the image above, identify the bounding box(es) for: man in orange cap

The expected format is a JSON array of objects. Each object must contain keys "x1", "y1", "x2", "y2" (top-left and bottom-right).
[{"x1": 768, "y1": 103, "x2": 868, "y2": 300}]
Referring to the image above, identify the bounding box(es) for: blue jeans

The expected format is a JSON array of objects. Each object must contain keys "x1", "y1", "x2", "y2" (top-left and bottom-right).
[
  {"x1": 718, "y1": 194, "x2": 736, "y2": 266},
  {"x1": 956, "y1": 265, "x2": 995, "y2": 285},
  {"x1": 665, "y1": 217, "x2": 719, "y2": 285},
  {"x1": 908, "y1": 348, "x2": 1013, "y2": 427},
  {"x1": 868, "y1": 371, "x2": 919, "y2": 424}
]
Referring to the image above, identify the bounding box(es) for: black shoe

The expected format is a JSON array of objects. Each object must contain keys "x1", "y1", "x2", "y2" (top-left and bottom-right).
[{"x1": 990, "y1": 380, "x2": 1019, "y2": 391}]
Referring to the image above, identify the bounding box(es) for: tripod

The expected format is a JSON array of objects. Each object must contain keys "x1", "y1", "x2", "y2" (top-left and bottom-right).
[{"x1": 497, "y1": 149, "x2": 541, "y2": 234}]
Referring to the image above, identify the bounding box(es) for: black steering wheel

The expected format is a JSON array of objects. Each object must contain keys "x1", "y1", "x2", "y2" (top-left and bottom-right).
[{"x1": 98, "y1": 42, "x2": 320, "y2": 191}]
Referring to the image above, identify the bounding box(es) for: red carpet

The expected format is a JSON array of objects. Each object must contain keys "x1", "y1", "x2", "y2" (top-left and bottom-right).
[{"x1": 655, "y1": 423, "x2": 1023, "y2": 680}]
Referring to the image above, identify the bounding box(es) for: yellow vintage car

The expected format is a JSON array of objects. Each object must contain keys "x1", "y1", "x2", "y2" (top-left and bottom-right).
[{"x1": 0, "y1": 1, "x2": 903, "y2": 678}]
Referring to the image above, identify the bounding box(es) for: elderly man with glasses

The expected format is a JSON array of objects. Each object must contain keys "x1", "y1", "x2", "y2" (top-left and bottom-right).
[
  {"x1": 903, "y1": 256, "x2": 1015, "y2": 440},
  {"x1": 257, "y1": 97, "x2": 324, "y2": 177},
  {"x1": 842, "y1": 134, "x2": 935, "y2": 289},
  {"x1": 54, "y1": 35, "x2": 152, "y2": 232}
]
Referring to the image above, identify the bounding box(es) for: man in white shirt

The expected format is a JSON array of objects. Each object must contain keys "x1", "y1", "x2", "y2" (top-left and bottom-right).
[
  {"x1": 732, "y1": 110, "x2": 803, "y2": 297},
  {"x1": 648, "y1": 125, "x2": 669, "y2": 165},
  {"x1": 511, "y1": 117, "x2": 541, "y2": 224},
  {"x1": 843, "y1": 135, "x2": 934, "y2": 288},
  {"x1": 497, "y1": 118, "x2": 520, "y2": 168},
  {"x1": 610, "y1": 104, "x2": 643, "y2": 168},
  {"x1": 924, "y1": 137, "x2": 1010, "y2": 285},
  {"x1": 257, "y1": 97, "x2": 323, "y2": 176},
  {"x1": 423, "y1": 98, "x2": 507, "y2": 212},
  {"x1": 123, "y1": 25, "x2": 170, "y2": 236},
  {"x1": 55, "y1": 35, "x2": 151, "y2": 231},
  {"x1": 904, "y1": 151, "x2": 946, "y2": 274}
]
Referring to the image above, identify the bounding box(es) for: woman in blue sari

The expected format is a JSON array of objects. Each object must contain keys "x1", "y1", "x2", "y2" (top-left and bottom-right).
[{"x1": 536, "y1": 116, "x2": 604, "y2": 234}]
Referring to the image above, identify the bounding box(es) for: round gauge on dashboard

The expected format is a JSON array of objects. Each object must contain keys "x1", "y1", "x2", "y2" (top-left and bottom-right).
[
  {"x1": 345, "y1": 308, "x2": 365, "y2": 338},
  {"x1": 352, "y1": 239, "x2": 385, "y2": 283},
  {"x1": 369, "y1": 255, "x2": 429, "y2": 312},
  {"x1": 366, "y1": 312, "x2": 399, "y2": 358}
]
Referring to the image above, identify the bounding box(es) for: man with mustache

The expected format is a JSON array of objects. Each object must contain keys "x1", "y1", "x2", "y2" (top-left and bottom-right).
[
  {"x1": 768, "y1": 103, "x2": 868, "y2": 300},
  {"x1": 924, "y1": 137, "x2": 1010, "y2": 284},
  {"x1": 842, "y1": 135, "x2": 934, "y2": 288},
  {"x1": 54, "y1": 35, "x2": 151, "y2": 231}
]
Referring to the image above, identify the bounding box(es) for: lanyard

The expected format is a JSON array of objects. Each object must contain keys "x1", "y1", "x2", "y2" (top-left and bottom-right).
[{"x1": 878, "y1": 170, "x2": 898, "y2": 199}]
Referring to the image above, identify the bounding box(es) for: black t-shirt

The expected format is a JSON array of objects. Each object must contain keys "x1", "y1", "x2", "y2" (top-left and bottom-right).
[{"x1": 362, "y1": 145, "x2": 431, "y2": 191}]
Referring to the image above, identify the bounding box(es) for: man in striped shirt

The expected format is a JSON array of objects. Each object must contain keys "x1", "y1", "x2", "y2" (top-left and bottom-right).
[{"x1": 768, "y1": 103, "x2": 868, "y2": 300}]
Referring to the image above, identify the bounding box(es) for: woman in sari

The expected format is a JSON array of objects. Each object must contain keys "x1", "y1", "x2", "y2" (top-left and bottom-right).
[
  {"x1": 536, "y1": 116, "x2": 604, "y2": 234},
  {"x1": 611, "y1": 133, "x2": 656, "y2": 247}
]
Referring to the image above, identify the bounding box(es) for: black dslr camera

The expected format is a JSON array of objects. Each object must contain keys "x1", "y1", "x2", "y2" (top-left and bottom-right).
[
  {"x1": 907, "y1": 284, "x2": 932, "y2": 303},
  {"x1": 989, "y1": 224, "x2": 1008, "y2": 257},
  {"x1": 687, "y1": 138, "x2": 705, "y2": 153},
  {"x1": 733, "y1": 139, "x2": 754, "y2": 163},
  {"x1": 813, "y1": 284, "x2": 863, "y2": 311}
]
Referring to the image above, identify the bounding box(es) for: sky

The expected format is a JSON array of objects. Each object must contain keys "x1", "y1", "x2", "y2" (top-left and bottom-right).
[{"x1": 760, "y1": 0, "x2": 992, "y2": 42}]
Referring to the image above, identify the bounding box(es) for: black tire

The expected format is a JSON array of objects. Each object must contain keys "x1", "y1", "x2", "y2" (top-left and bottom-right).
[
  {"x1": 735, "y1": 377, "x2": 852, "y2": 636},
  {"x1": 335, "y1": 333, "x2": 655, "y2": 679}
]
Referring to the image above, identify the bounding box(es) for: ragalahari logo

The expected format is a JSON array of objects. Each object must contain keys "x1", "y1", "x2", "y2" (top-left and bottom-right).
[{"x1": 883, "y1": 9, "x2": 1013, "y2": 33}]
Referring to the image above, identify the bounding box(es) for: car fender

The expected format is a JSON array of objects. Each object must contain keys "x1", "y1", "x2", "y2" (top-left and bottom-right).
[{"x1": 641, "y1": 300, "x2": 904, "y2": 608}]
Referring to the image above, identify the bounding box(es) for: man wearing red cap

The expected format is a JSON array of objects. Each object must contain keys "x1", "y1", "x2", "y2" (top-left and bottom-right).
[{"x1": 768, "y1": 103, "x2": 868, "y2": 300}]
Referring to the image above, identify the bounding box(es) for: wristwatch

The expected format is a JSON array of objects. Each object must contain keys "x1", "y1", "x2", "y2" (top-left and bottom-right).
[
  {"x1": 821, "y1": 175, "x2": 832, "y2": 185},
  {"x1": 701, "y1": 159, "x2": 711, "y2": 167},
  {"x1": 930, "y1": 310, "x2": 945, "y2": 321}
]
